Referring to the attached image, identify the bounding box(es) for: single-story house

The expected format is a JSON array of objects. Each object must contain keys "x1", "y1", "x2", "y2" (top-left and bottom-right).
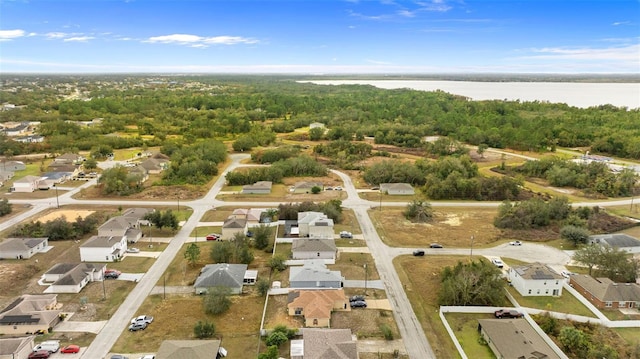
[
  {"x1": 290, "y1": 261, "x2": 343, "y2": 289},
  {"x1": 569, "y1": 275, "x2": 640, "y2": 309},
  {"x1": 54, "y1": 153, "x2": 84, "y2": 165},
  {"x1": 298, "y1": 212, "x2": 334, "y2": 239},
  {"x1": 14, "y1": 135, "x2": 44, "y2": 143},
  {"x1": 194, "y1": 263, "x2": 248, "y2": 295},
  {"x1": 79, "y1": 235, "x2": 127, "y2": 262},
  {"x1": 42, "y1": 171, "x2": 72, "y2": 185},
  {"x1": 128, "y1": 165, "x2": 149, "y2": 183},
  {"x1": 140, "y1": 158, "x2": 169, "y2": 174},
  {"x1": 478, "y1": 319, "x2": 561, "y2": 359},
  {"x1": 380, "y1": 183, "x2": 415, "y2": 195},
  {"x1": 0, "y1": 237, "x2": 48, "y2": 260},
  {"x1": 221, "y1": 217, "x2": 247, "y2": 240},
  {"x1": 241, "y1": 181, "x2": 273, "y2": 194},
  {"x1": 98, "y1": 211, "x2": 150, "y2": 243},
  {"x1": 156, "y1": 340, "x2": 225, "y2": 359},
  {"x1": 10, "y1": 175, "x2": 44, "y2": 192},
  {"x1": 287, "y1": 289, "x2": 348, "y2": 328},
  {"x1": 507, "y1": 262, "x2": 564, "y2": 297},
  {"x1": 292, "y1": 181, "x2": 324, "y2": 194},
  {"x1": 43, "y1": 263, "x2": 106, "y2": 293},
  {"x1": 292, "y1": 238, "x2": 337, "y2": 260},
  {"x1": 290, "y1": 328, "x2": 358, "y2": 359},
  {"x1": 1, "y1": 160, "x2": 26, "y2": 172},
  {"x1": 0, "y1": 294, "x2": 61, "y2": 335},
  {"x1": 309, "y1": 122, "x2": 326, "y2": 129},
  {"x1": 588, "y1": 233, "x2": 640, "y2": 254},
  {"x1": 0, "y1": 335, "x2": 36, "y2": 359},
  {"x1": 2, "y1": 122, "x2": 29, "y2": 136}
]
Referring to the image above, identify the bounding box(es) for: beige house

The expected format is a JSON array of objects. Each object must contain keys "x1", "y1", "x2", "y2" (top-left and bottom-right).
[
  {"x1": 156, "y1": 340, "x2": 224, "y2": 359},
  {"x1": 292, "y1": 181, "x2": 323, "y2": 194},
  {"x1": 298, "y1": 212, "x2": 334, "y2": 239},
  {"x1": 241, "y1": 181, "x2": 273, "y2": 194},
  {"x1": 10, "y1": 175, "x2": 44, "y2": 192},
  {"x1": 290, "y1": 328, "x2": 358, "y2": 359},
  {"x1": 0, "y1": 294, "x2": 61, "y2": 335},
  {"x1": 380, "y1": 183, "x2": 415, "y2": 195},
  {"x1": 478, "y1": 319, "x2": 561, "y2": 359},
  {"x1": 221, "y1": 217, "x2": 247, "y2": 240},
  {"x1": 287, "y1": 289, "x2": 348, "y2": 328},
  {"x1": 570, "y1": 275, "x2": 640, "y2": 309},
  {"x1": 43, "y1": 263, "x2": 106, "y2": 294},
  {"x1": 292, "y1": 238, "x2": 337, "y2": 260},
  {"x1": 0, "y1": 336, "x2": 36, "y2": 359}
]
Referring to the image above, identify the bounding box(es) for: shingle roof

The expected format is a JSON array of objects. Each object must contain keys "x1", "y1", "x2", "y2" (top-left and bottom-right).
[
  {"x1": 0, "y1": 237, "x2": 47, "y2": 252},
  {"x1": 298, "y1": 212, "x2": 327, "y2": 224},
  {"x1": 289, "y1": 261, "x2": 343, "y2": 283},
  {"x1": 294, "y1": 181, "x2": 323, "y2": 189},
  {"x1": 223, "y1": 217, "x2": 247, "y2": 229},
  {"x1": 478, "y1": 319, "x2": 561, "y2": 359},
  {"x1": 49, "y1": 263, "x2": 105, "y2": 286},
  {"x1": 303, "y1": 328, "x2": 357, "y2": 359},
  {"x1": 571, "y1": 275, "x2": 640, "y2": 302},
  {"x1": 287, "y1": 289, "x2": 346, "y2": 321},
  {"x1": 513, "y1": 262, "x2": 563, "y2": 280},
  {"x1": 589, "y1": 233, "x2": 640, "y2": 248},
  {"x1": 80, "y1": 235, "x2": 123, "y2": 248},
  {"x1": 292, "y1": 238, "x2": 337, "y2": 253},
  {"x1": 156, "y1": 340, "x2": 221, "y2": 359},
  {"x1": 193, "y1": 263, "x2": 247, "y2": 289}
]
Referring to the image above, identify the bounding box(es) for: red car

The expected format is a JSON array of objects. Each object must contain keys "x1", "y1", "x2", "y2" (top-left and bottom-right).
[
  {"x1": 206, "y1": 233, "x2": 221, "y2": 241},
  {"x1": 28, "y1": 351, "x2": 50, "y2": 359},
  {"x1": 61, "y1": 344, "x2": 80, "y2": 353}
]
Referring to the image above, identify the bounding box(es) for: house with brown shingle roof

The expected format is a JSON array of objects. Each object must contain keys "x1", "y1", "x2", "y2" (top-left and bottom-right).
[
  {"x1": 287, "y1": 289, "x2": 348, "y2": 328},
  {"x1": 221, "y1": 217, "x2": 247, "y2": 240},
  {"x1": 140, "y1": 158, "x2": 168, "y2": 174},
  {"x1": 0, "y1": 294, "x2": 61, "y2": 335},
  {"x1": 156, "y1": 339, "x2": 224, "y2": 359},
  {"x1": 241, "y1": 181, "x2": 272, "y2": 194},
  {"x1": 569, "y1": 275, "x2": 640, "y2": 309},
  {"x1": 54, "y1": 153, "x2": 84, "y2": 165},
  {"x1": 380, "y1": 183, "x2": 415, "y2": 195},
  {"x1": 478, "y1": 319, "x2": 562, "y2": 359},
  {"x1": 292, "y1": 238, "x2": 337, "y2": 260},
  {"x1": 290, "y1": 328, "x2": 358, "y2": 359},
  {"x1": 0, "y1": 335, "x2": 36, "y2": 359}
]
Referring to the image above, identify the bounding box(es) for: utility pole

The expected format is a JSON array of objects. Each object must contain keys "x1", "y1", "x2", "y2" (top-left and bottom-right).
[
  {"x1": 54, "y1": 184, "x2": 59, "y2": 208},
  {"x1": 364, "y1": 263, "x2": 368, "y2": 295},
  {"x1": 102, "y1": 267, "x2": 106, "y2": 300},
  {"x1": 470, "y1": 235, "x2": 474, "y2": 261}
]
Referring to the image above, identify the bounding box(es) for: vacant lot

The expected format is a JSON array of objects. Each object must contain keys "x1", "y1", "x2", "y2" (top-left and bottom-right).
[{"x1": 370, "y1": 207, "x2": 503, "y2": 248}]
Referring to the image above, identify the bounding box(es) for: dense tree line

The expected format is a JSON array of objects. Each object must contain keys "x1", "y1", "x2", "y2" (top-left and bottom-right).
[
  {"x1": 494, "y1": 197, "x2": 572, "y2": 229},
  {"x1": 438, "y1": 260, "x2": 505, "y2": 306},
  {"x1": 10, "y1": 214, "x2": 102, "y2": 241},
  {"x1": 98, "y1": 166, "x2": 144, "y2": 196},
  {"x1": 251, "y1": 146, "x2": 300, "y2": 164},
  {"x1": 225, "y1": 155, "x2": 327, "y2": 185},
  {"x1": 313, "y1": 140, "x2": 372, "y2": 169},
  {"x1": 573, "y1": 245, "x2": 638, "y2": 282},
  {"x1": 160, "y1": 140, "x2": 226, "y2": 185},
  {"x1": 278, "y1": 200, "x2": 343, "y2": 223}
]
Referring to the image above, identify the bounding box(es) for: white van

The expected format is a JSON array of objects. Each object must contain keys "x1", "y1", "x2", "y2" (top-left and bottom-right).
[{"x1": 33, "y1": 340, "x2": 60, "y2": 353}]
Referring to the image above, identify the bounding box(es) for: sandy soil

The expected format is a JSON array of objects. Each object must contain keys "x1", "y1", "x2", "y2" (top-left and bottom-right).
[{"x1": 38, "y1": 210, "x2": 95, "y2": 222}]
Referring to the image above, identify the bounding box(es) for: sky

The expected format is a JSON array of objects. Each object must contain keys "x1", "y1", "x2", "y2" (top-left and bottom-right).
[{"x1": 0, "y1": 0, "x2": 638, "y2": 74}]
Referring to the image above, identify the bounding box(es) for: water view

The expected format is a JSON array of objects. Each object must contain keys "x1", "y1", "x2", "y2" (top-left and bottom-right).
[{"x1": 305, "y1": 80, "x2": 640, "y2": 109}]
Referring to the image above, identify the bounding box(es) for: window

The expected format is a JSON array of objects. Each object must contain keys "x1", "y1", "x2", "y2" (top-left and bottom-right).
[
  {"x1": 537, "y1": 289, "x2": 540, "y2": 294},
  {"x1": 605, "y1": 301, "x2": 612, "y2": 308},
  {"x1": 295, "y1": 308, "x2": 302, "y2": 315},
  {"x1": 545, "y1": 290, "x2": 549, "y2": 294},
  {"x1": 619, "y1": 302, "x2": 626, "y2": 308},
  {"x1": 528, "y1": 289, "x2": 532, "y2": 294},
  {"x1": 313, "y1": 318, "x2": 318, "y2": 325}
]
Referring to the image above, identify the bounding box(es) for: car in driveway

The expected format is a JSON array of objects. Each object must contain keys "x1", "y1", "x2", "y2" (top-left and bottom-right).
[
  {"x1": 126, "y1": 247, "x2": 140, "y2": 253},
  {"x1": 28, "y1": 351, "x2": 50, "y2": 359},
  {"x1": 339, "y1": 231, "x2": 353, "y2": 238},
  {"x1": 110, "y1": 355, "x2": 129, "y2": 359},
  {"x1": 33, "y1": 341, "x2": 59, "y2": 353},
  {"x1": 60, "y1": 344, "x2": 80, "y2": 353},
  {"x1": 350, "y1": 300, "x2": 367, "y2": 308},
  {"x1": 429, "y1": 243, "x2": 443, "y2": 248},
  {"x1": 349, "y1": 295, "x2": 365, "y2": 302},
  {"x1": 494, "y1": 309, "x2": 524, "y2": 318},
  {"x1": 128, "y1": 322, "x2": 147, "y2": 331},
  {"x1": 509, "y1": 240, "x2": 522, "y2": 246},
  {"x1": 561, "y1": 270, "x2": 575, "y2": 279},
  {"x1": 138, "y1": 356, "x2": 155, "y2": 359},
  {"x1": 413, "y1": 249, "x2": 425, "y2": 256},
  {"x1": 104, "y1": 271, "x2": 120, "y2": 279},
  {"x1": 491, "y1": 258, "x2": 504, "y2": 268},
  {"x1": 206, "y1": 233, "x2": 221, "y2": 241},
  {"x1": 131, "y1": 315, "x2": 154, "y2": 325}
]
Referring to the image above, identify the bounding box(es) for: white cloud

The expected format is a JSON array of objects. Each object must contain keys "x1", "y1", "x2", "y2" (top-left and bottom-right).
[
  {"x1": 63, "y1": 36, "x2": 95, "y2": 42},
  {"x1": 527, "y1": 44, "x2": 639, "y2": 62},
  {"x1": 145, "y1": 34, "x2": 258, "y2": 47},
  {"x1": 45, "y1": 32, "x2": 68, "y2": 39},
  {"x1": 0, "y1": 29, "x2": 25, "y2": 41},
  {"x1": 612, "y1": 21, "x2": 632, "y2": 26},
  {"x1": 366, "y1": 59, "x2": 392, "y2": 65}
]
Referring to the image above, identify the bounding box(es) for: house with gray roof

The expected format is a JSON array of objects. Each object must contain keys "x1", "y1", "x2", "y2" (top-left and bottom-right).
[
  {"x1": 0, "y1": 237, "x2": 48, "y2": 260},
  {"x1": 292, "y1": 238, "x2": 337, "y2": 260},
  {"x1": 289, "y1": 260, "x2": 343, "y2": 289},
  {"x1": 588, "y1": 233, "x2": 640, "y2": 253},
  {"x1": 140, "y1": 158, "x2": 168, "y2": 174},
  {"x1": 380, "y1": 183, "x2": 415, "y2": 195},
  {"x1": 221, "y1": 217, "x2": 247, "y2": 240},
  {"x1": 156, "y1": 339, "x2": 225, "y2": 359},
  {"x1": 10, "y1": 175, "x2": 44, "y2": 192},
  {"x1": 43, "y1": 263, "x2": 106, "y2": 294},
  {"x1": 241, "y1": 181, "x2": 273, "y2": 194},
  {"x1": 54, "y1": 153, "x2": 84, "y2": 165},
  {"x1": 290, "y1": 328, "x2": 358, "y2": 359},
  {"x1": 98, "y1": 214, "x2": 144, "y2": 243},
  {"x1": 292, "y1": 181, "x2": 324, "y2": 194},
  {"x1": 128, "y1": 165, "x2": 149, "y2": 183},
  {"x1": 478, "y1": 319, "x2": 562, "y2": 359},
  {"x1": 298, "y1": 212, "x2": 334, "y2": 239},
  {"x1": 79, "y1": 235, "x2": 127, "y2": 262},
  {"x1": 570, "y1": 275, "x2": 640, "y2": 309},
  {"x1": 0, "y1": 294, "x2": 61, "y2": 335},
  {"x1": 0, "y1": 335, "x2": 36, "y2": 359},
  {"x1": 507, "y1": 262, "x2": 564, "y2": 297},
  {"x1": 194, "y1": 263, "x2": 248, "y2": 295},
  {"x1": 0, "y1": 160, "x2": 26, "y2": 172}
]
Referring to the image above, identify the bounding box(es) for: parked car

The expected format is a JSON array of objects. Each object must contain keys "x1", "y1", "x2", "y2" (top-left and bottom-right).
[
  {"x1": 111, "y1": 355, "x2": 129, "y2": 359},
  {"x1": 128, "y1": 322, "x2": 148, "y2": 331},
  {"x1": 350, "y1": 295, "x2": 365, "y2": 302},
  {"x1": 334, "y1": 186, "x2": 343, "y2": 191},
  {"x1": 60, "y1": 345, "x2": 80, "y2": 353},
  {"x1": 340, "y1": 231, "x2": 353, "y2": 239},
  {"x1": 429, "y1": 243, "x2": 443, "y2": 248},
  {"x1": 494, "y1": 309, "x2": 524, "y2": 318},
  {"x1": 561, "y1": 270, "x2": 575, "y2": 278},
  {"x1": 126, "y1": 248, "x2": 140, "y2": 253},
  {"x1": 131, "y1": 315, "x2": 154, "y2": 325},
  {"x1": 104, "y1": 271, "x2": 120, "y2": 279},
  {"x1": 29, "y1": 351, "x2": 50, "y2": 359},
  {"x1": 325, "y1": 186, "x2": 333, "y2": 190},
  {"x1": 33, "y1": 341, "x2": 60, "y2": 353},
  {"x1": 206, "y1": 233, "x2": 221, "y2": 241},
  {"x1": 138, "y1": 356, "x2": 155, "y2": 359},
  {"x1": 246, "y1": 231, "x2": 254, "y2": 237},
  {"x1": 413, "y1": 249, "x2": 425, "y2": 256},
  {"x1": 350, "y1": 300, "x2": 367, "y2": 308},
  {"x1": 509, "y1": 241, "x2": 522, "y2": 246},
  {"x1": 491, "y1": 258, "x2": 504, "y2": 268}
]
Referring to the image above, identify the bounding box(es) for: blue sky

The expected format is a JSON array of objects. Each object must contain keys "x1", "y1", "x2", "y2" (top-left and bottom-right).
[{"x1": 0, "y1": 0, "x2": 638, "y2": 73}]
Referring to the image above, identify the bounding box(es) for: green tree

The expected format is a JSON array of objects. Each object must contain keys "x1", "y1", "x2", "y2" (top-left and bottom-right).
[
  {"x1": 257, "y1": 346, "x2": 279, "y2": 359},
  {"x1": 252, "y1": 224, "x2": 273, "y2": 250},
  {"x1": 308, "y1": 127, "x2": 324, "y2": 141},
  {"x1": 0, "y1": 198, "x2": 12, "y2": 216},
  {"x1": 43, "y1": 217, "x2": 75, "y2": 241},
  {"x1": 268, "y1": 255, "x2": 287, "y2": 272},
  {"x1": 161, "y1": 210, "x2": 179, "y2": 231},
  {"x1": 558, "y1": 326, "x2": 591, "y2": 358},
  {"x1": 403, "y1": 200, "x2": 433, "y2": 223},
  {"x1": 265, "y1": 331, "x2": 288, "y2": 347},
  {"x1": 438, "y1": 260, "x2": 505, "y2": 306},
  {"x1": 256, "y1": 278, "x2": 270, "y2": 296},
  {"x1": 193, "y1": 320, "x2": 215, "y2": 339},
  {"x1": 83, "y1": 157, "x2": 98, "y2": 170},
  {"x1": 477, "y1": 143, "x2": 488, "y2": 158},
  {"x1": 572, "y1": 245, "x2": 603, "y2": 276},
  {"x1": 184, "y1": 243, "x2": 201, "y2": 266},
  {"x1": 210, "y1": 241, "x2": 234, "y2": 263},
  {"x1": 560, "y1": 225, "x2": 590, "y2": 247},
  {"x1": 311, "y1": 186, "x2": 322, "y2": 194},
  {"x1": 98, "y1": 165, "x2": 143, "y2": 196},
  {"x1": 203, "y1": 286, "x2": 232, "y2": 315}
]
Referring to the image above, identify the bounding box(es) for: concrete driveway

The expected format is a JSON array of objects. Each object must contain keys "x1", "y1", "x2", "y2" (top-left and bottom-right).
[{"x1": 56, "y1": 320, "x2": 107, "y2": 334}]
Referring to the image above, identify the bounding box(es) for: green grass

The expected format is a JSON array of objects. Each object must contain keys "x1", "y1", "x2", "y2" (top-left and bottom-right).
[
  {"x1": 506, "y1": 286, "x2": 597, "y2": 317},
  {"x1": 613, "y1": 327, "x2": 640, "y2": 346},
  {"x1": 444, "y1": 313, "x2": 496, "y2": 359},
  {"x1": 107, "y1": 256, "x2": 156, "y2": 273},
  {"x1": 336, "y1": 238, "x2": 367, "y2": 247},
  {"x1": 191, "y1": 226, "x2": 222, "y2": 237}
]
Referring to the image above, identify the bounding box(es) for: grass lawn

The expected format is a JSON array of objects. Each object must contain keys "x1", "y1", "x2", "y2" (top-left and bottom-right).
[
  {"x1": 107, "y1": 256, "x2": 156, "y2": 274},
  {"x1": 601, "y1": 309, "x2": 640, "y2": 321},
  {"x1": 444, "y1": 313, "x2": 496, "y2": 359},
  {"x1": 613, "y1": 327, "x2": 640, "y2": 346},
  {"x1": 273, "y1": 243, "x2": 291, "y2": 259},
  {"x1": 506, "y1": 286, "x2": 597, "y2": 317},
  {"x1": 329, "y1": 252, "x2": 380, "y2": 280},
  {"x1": 336, "y1": 238, "x2": 367, "y2": 247},
  {"x1": 191, "y1": 226, "x2": 222, "y2": 238}
]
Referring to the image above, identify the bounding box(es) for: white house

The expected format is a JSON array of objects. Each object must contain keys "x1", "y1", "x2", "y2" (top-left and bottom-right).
[
  {"x1": 292, "y1": 238, "x2": 337, "y2": 260},
  {"x1": 298, "y1": 212, "x2": 334, "y2": 239},
  {"x1": 80, "y1": 235, "x2": 127, "y2": 262},
  {"x1": 11, "y1": 175, "x2": 44, "y2": 192},
  {"x1": 289, "y1": 260, "x2": 343, "y2": 289},
  {"x1": 0, "y1": 237, "x2": 48, "y2": 260},
  {"x1": 43, "y1": 263, "x2": 106, "y2": 294},
  {"x1": 380, "y1": 183, "x2": 415, "y2": 195},
  {"x1": 508, "y1": 263, "x2": 564, "y2": 297}
]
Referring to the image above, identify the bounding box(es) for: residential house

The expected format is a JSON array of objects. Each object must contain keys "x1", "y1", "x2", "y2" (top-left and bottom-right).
[
  {"x1": 0, "y1": 336, "x2": 36, "y2": 359},
  {"x1": 290, "y1": 328, "x2": 358, "y2": 359},
  {"x1": 298, "y1": 212, "x2": 334, "y2": 239},
  {"x1": 221, "y1": 217, "x2": 247, "y2": 240},
  {"x1": 2, "y1": 122, "x2": 29, "y2": 137},
  {"x1": 287, "y1": 289, "x2": 348, "y2": 328},
  {"x1": 0, "y1": 237, "x2": 48, "y2": 259},
  {"x1": 79, "y1": 235, "x2": 127, "y2": 262},
  {"x1": 292, "y1": 238, "x2": 337, "y2": 260},
  {"x1": 478, "y1": 319, "x2": 561, "y2": 359},
  {"x1": 47, "y1": 162, "x2": 79, "y2": 175},
  {"x1": 10, "y1": 175, "x2": 44, "y2": 192},
  {"x1": 309, "y1": 122, "x2": 326, "y2": 130},
  {"x1": 380, "y1": 183, "x2": 415, "y2": 195},
  {"x1": 507, "y1": 262, "x2": 564, "y2": 297},
  {"x1": 156, "y1": 340, "x2": 225, "y2": 359},
  {"x1": 14, "y1": 135, "x2": 45, "y2": 143},
  {"x1": 570, "y1": 275, "x2": 640, "y2": 309},
  {"x1": 54, "y1": 153, "x2": 84, "y2": 165},
  {"x1": 43, "y1": 263, "x2": 106, "y2": 293},
  {"x1": 194, "y1": 263, "x2": 248, "y2": 295},
  {"x1": 0, "y1": 294, "x2": 61, "y2": 335},
  {"x1": 589, "y1": 233, "x2": 640, "y2": 254},
  {"x1": 98, "y1": 214, "x2": 145, "y2": 243},
  {"x1": 0, "y1": 160, "x2": 26, "y2": 172},
  {"x1": 289, "y1": 261, "x2": 343, "y2": 289},
  {"x1": 140, "y1": 158, "x2": 168, "y2": 174},
  {"x1": 42, "y1": 172, "x2": 72, "y2": 186},
  {"x1": 241, "y1": 181, "x2": 273, "y2": 194},
  {"x1": 128, "y1": 165, "x2": 149, "y2": 183},
  {"x1": 0, "y1": 171, "x2": 14, "y2": 185},
  {"x1": 292, "y1": 181, "x2": 324, "y2": 194}
]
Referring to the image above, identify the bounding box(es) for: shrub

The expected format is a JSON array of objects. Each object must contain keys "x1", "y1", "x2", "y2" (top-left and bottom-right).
[{"x1": 194, "y1": 321, "x2": 215, "y2": 338}]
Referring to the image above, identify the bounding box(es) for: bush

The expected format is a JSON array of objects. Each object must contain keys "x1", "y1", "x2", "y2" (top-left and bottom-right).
[
  {"x1": 265, "y1": 331, "x2": 288, "y2": 347},
  {"x1": 380, "y1": 323, "x2": 394, "y2": 340},
  {"x1": 194, "y1": 320, "x2": 215, "y2": 338},
  {"x1": 203, "y1": 287, "x2": 232, "y2": 315},
  {"x1": 256, "y1": 279, "x2": 270, "y2": 296}
]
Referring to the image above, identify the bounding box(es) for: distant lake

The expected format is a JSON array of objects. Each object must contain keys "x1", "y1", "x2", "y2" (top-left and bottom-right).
[{"x1": 303, "y1": 80, "x2": 640, "y2": 109}]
